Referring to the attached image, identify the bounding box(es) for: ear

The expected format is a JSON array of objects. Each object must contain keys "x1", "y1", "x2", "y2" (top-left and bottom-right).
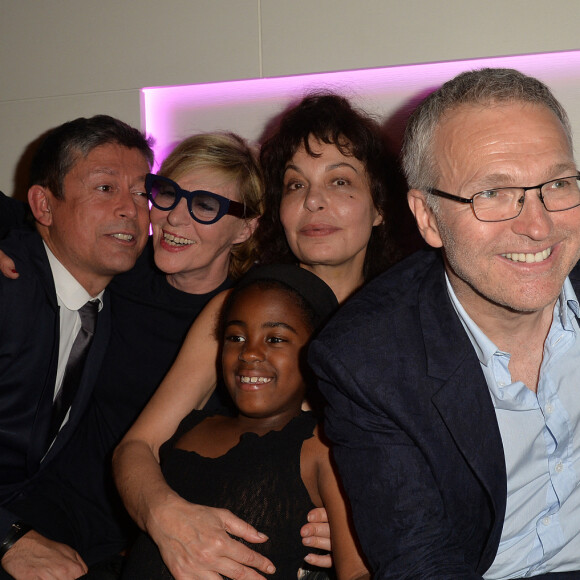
[
  {"x1": 28, "y1": 185, "x2": 54, "y2": 226},
  {"x1": 372, "y1": 208, "x2": 384, "y2": 227},
  {"x1": 407, "y1": 189, "x2": 443, "y2": 248},
  {"x1": 232, "y1": 216, "x2": 259, "y2": 245}
]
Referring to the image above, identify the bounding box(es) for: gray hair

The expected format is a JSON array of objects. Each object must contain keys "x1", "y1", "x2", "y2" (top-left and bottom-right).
[{"x1": 401, "y1": 68, "x2": 573, "y2": 205}]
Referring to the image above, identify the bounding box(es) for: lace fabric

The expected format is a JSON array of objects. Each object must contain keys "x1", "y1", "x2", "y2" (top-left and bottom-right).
[{"x1": 122, "y1": 411, "x2": 319, "y2": 579}]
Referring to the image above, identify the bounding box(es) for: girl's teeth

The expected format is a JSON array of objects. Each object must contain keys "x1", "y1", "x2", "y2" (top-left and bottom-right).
[{"x1": 240, "y1": 376, "x2": 272, "y2": 384}]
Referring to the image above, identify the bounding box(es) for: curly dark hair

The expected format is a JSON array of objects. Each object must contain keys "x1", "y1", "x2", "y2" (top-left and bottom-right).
[{"x1": 256, "y1": 92, "x2": 397, "y2": 281}]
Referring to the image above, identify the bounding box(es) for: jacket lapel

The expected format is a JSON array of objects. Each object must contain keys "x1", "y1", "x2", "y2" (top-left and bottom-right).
[
  {"x1": 418, "y1": 256, "x2": 506, "y2": 564},
  {"x1": 27, "y1": 235, "x2": 60, "y2": 471}
]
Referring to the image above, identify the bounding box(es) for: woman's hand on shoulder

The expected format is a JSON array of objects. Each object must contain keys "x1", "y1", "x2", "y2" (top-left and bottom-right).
[{"x1": 0, "y1": 248, "x2": 18, "y2": 278}]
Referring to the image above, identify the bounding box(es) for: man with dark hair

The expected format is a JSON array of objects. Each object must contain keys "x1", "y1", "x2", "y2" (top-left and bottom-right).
[
  {"x1": 310, "y1": 68, "x2": 580, "y2": 578},
  {"x1": 0, "y1": 115, "x2": 152, "y2": 578}
]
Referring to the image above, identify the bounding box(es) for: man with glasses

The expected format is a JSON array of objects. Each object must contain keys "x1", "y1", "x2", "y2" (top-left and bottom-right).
[{"x1": 310, "y1": 68, "x2": 580, "y2": 578}]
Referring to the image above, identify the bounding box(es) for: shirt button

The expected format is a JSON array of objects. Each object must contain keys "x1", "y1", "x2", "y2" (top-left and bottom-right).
[
  {"x1": 542, "y1": 516, "x2": 551, "y2": 526},
  {"x1": 546, "y1": 404, "x2": 554, "y2": 415},
  {"x1": 555, "y1": 462, "x2": 564, "y2": 473},
  {"x1": 498, "y1": 382, "x2": 506, "y2": 387}
]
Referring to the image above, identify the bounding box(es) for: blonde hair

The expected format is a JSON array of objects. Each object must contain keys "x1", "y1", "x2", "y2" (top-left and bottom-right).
[{"x1": 160, "y1": 132, "x2": 264, "y2": 279}]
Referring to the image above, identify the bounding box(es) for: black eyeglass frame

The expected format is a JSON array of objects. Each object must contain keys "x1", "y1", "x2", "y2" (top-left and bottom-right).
[
  {"x1": 428, "y1": 174, "x2": 580, "y2": 223},
  {"x1": 145, "y1": 173, "x2": 255, "y2": 225}
]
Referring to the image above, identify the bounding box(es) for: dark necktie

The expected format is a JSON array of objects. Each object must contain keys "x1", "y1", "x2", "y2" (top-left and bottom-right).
[{"x1": 46, "y1": 300, "x2": 99, "y2": 448}]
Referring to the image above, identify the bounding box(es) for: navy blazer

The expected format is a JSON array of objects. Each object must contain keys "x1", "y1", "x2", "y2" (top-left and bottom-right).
[
  {"x1": 0, "y1": 228, "x2": 111, "y2": 537},
  {"x1": 309, "y1": 249, "x2": 580, "y2": 579}
]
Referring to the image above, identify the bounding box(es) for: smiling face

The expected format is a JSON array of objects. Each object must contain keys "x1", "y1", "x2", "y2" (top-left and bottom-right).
[
  {"x1": 279, "y1": 137, "x2": 382, "y2": 282},
  {"x1": 409, "y1": 101, "x2": 580, "y2": 319},
  {"x1": 221, "y1": 285, "x2": 312, "y2": 423},
  {"x1": 150, "y1": 166, "x2": 256, "y2": 293},
  {"x1": 33, "y1": 143, "x2": 150, "y2": 296}
]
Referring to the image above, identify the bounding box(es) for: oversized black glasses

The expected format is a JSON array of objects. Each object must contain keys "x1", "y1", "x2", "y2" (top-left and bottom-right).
[
  {"x1": 146, "y1": 173, "x2": 254, "y2": 225},
  {"x1": 428, "y1": 175, "x2": 580, "y2": 223}
]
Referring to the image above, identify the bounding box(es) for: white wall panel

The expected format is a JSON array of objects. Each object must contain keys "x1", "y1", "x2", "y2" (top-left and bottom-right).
[
  {"x1": 0, "y1": 91, "x2": 140, "y2": 197},
  {"x1": 260, "y1": 0, "x2": 580, "y2": 76},
  {"x1": 1, "y1": 0, "x2": 579, "y2": 190},
  {"x1": 0, "y1": 0, "x2": 260, "y2": 101}
]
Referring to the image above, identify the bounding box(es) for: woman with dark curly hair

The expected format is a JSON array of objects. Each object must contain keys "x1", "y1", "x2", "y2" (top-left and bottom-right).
[
  {"x1": 114, "y1": 93, "x2": 397, "y2": 579},
  {"x1": 257, "y1": 93, "x2": 395, "y2": 301}
]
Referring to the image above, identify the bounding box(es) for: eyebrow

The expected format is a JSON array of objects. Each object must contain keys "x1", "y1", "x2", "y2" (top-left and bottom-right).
[
  {"x1": 283, "y1": 161, "x2": 360, "y2": 176},
  {"x1": 547, "y1": 162, "x2": 579, "y2": 177},
  {"x1": 283, "y1": 164, "x2": 302, "y2": 176},
  {"x1": 472, "y1": 163, "x2": 579, "y2": 190},
  {"x1": 263, "y1": 321, "x2": 298, "y2": 334},
  {"x1": 326, "y1": 162, "x2": 359, "y2": 173},
  {"x1": 89, "y1": 168, "x2": 118, "y2": 176},
  {"x1": 88, "y1": 168, "x2": 149, "y2": 186},
  {"x1": 225, "y1": 320, "x2": 298, "y2": 334}
]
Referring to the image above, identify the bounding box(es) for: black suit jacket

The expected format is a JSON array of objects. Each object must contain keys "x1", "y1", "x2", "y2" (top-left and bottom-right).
[
  {"x1": 0, "y1": 228, "x2": 111, "y2": 537},
  {"x1": 309, "y1": 249, "x2": 580, "y2": 579}
]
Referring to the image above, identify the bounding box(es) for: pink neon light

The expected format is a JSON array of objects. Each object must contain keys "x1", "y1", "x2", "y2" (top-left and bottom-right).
[{"x1": 142, "y1": 50, "x2": 580, "y2": 169}]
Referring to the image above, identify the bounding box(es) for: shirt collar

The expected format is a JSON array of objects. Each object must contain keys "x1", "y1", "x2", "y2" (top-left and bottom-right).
[
  {"x1": 445, "y1": 273, "x2": 580, "y2": 367},
  {"x1": 44, "y1": 242, "x2": 104, "y2": 311},
  {"x1": 558, "y1": 277, "x2": 580, "y2": 329},
  {"x1": 445, "y1": 274, "x2": 497, "y2": 366}
]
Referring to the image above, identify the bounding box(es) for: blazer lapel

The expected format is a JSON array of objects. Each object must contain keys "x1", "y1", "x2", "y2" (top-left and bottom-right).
[
  {"x1": 27, "y1": 237, "x2": 60, "y2": 471},
  {"x1": 418, "y1": 257, "x2": 506, "y2": 563}
]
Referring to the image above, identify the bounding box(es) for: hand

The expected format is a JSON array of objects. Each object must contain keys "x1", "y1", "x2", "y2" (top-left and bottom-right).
[
  {"x1": 147, "y1": 494, "x2": 276, "y2": 580},
  {"x1": 0, "y1": 249, "x2": 18, "y2": 279},
  {"x1": 1, "y1": 530, "x2": 88, "y2": 579},
  {"x1": 301, "y1": 507, "x2": 332, "y2": 568}
]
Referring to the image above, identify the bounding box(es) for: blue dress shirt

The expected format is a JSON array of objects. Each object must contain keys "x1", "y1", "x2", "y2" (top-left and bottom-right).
[{"x1": 447, "y1": 275, "x2": 580, "y2": 578}]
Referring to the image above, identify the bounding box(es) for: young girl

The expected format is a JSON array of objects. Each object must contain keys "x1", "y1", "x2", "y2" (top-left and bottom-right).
[{"x1": 121, "y1": 264, "x2": 368, "y2": 580}]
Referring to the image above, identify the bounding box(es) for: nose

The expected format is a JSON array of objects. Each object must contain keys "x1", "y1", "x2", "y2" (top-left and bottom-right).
[
  {"x1": 166, "y1": 198, "x2": 191, "y2": 226},
  {"x1": 238, "y1": 338, "x2": 265, "y2": 363},
  {"x1": 511, "y1": 190, "x2": 552, "y2": 240},
  {"x1": 116, "y1": 187, "x2": 138, "y2": 219},
  {"x1": 303, "y1": 184, "x2": 327, "y2": 213}
]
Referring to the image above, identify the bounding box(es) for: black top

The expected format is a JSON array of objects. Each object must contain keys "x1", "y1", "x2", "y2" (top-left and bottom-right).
[
  {"x1": 9, "y1": 240, "x2": 234, "y2": 564},
  {"x1": 122, "y1": 411, "x2": 318, "y2": 580},
  {"x1": 104, "y1": 240, "x2": 234, "y2": 434}
]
